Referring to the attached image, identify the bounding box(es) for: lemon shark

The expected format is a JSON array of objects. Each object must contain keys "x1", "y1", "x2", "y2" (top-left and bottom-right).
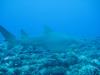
[{"x1": 0, "y1": 25, "x2": 81, "y2": 51}]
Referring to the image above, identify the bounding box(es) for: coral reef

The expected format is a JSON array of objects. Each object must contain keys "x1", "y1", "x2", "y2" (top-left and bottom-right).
[
  {"x1": 0, "y1": 25, "x2": 100, "y2": 75},
  {"x1": 78, "y1": 65, "x2": 100, "y2": 75}
]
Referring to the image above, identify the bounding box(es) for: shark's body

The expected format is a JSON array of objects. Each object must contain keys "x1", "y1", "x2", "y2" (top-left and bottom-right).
[{"x1": 0, "y1": 25, "x2": 81, "y2": 51}]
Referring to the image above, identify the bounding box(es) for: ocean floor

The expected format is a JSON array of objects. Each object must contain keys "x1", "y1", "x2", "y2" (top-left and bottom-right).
[{"x1": 0, "y1": 25, "x2": 100, "y2": 75}]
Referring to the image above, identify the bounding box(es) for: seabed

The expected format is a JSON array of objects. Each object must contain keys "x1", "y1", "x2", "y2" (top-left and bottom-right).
[{"x1": 0, "y1": 25, "x2": 100, "y2": 75}]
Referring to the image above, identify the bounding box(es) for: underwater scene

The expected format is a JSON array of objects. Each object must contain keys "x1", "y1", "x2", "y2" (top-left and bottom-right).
[{"x1": 0, "y1": 0, "x2": 100, "y2": 75}]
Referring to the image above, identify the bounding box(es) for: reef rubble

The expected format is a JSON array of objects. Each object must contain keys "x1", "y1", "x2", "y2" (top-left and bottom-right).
[{"x1": 0, "y1": 25, "x2": 100, "y2": 75}]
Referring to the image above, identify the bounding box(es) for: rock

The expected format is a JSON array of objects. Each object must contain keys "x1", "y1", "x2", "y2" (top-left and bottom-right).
[
  {"x1": 40, "y1": 66, "x2": 67, "y2": 75},
  {"x1": 78, "y1": 65, "x2": 100, "y2": 75},
  {"x1": 0, "y1": 66, "x2": 8, "y2": 75},
  {"x1": 61, "y1": 52, "x2": 79, "y2": 67}
]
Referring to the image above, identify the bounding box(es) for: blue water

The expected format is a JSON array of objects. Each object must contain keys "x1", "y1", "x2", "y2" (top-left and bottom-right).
[
  {"x1": 0, "y1": 0, "x2": 100, "y2": 75},
  {"x1": 0, "y1": 0, "x2": 100, "y2": 38}
]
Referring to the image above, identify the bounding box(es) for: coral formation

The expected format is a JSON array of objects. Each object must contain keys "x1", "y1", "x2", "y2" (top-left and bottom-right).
[
  {"x1": 78, "y1": 65, "x2": 100, "y2": 75},
  {"x1": 0, "y1": 25, "x2": 100, "y2": 75}
]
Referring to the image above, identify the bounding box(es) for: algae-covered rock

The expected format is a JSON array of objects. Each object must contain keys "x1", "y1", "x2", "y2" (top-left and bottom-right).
[
  {"x1": 0, "y1": 66, "x2": 8, "y2": 75},
  {"x1": 78, "y1": 65, "x2": 100, "y2": 75},
  {"x1": 42, "y1": 58, "x2": 62, "y2": 68},
  {"x1": 61, "y1": 52, "x2": 79, "y2": 67},
  {"x1": 40, "y1": 66, "x2": 67, "y2": 75}
]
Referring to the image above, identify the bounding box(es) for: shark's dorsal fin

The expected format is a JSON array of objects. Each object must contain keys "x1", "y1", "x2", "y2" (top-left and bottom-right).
[
  {"x1": 0, "y1": 25, "x2": 16, "y2": 42},
  {"x1": 20, "y1": 29, "x2": 29, "y2": 39},
  {"x1": 43, "y1": 25, "x2": 53, "y2": 36},
  {"x1": 20, "y1": 29, "x2": 29, "y2": 37},
  {"x1": 20, "y1": 29, "x2": 30, "y2": 45}
]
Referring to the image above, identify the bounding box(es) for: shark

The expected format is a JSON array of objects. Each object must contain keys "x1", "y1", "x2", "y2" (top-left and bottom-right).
[{"x1": 0, "y1": 25, "x2": 81, "y2": 52}]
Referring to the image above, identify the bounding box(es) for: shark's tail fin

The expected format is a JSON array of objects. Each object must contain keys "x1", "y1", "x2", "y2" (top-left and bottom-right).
[
  {"x1": 0, "y1": 25, "x2": 16, "y2": 42},
  {"x1": 0, "y1": 25, "x2": 17, "y2": 48}
]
